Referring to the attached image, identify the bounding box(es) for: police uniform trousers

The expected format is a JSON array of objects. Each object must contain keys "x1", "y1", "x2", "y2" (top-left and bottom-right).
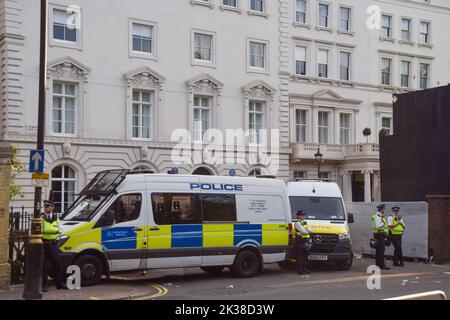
[
  {"x1": 295, "y1": 236, "x2": 309, "y2": 273},
  {"x1": 390, "y1": 233, "x2": 404, "y2": 265},
  {"x1": 374, "y1": 233, "x2": 387, "y2": 268},
  {"x1": 42, "y1": 240, "x2": 64, "y2": 289}
]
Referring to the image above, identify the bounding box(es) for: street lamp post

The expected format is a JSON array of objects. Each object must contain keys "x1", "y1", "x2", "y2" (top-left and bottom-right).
[
  {"x1": 314, "y1": 148, "x2": 323, "y2": 179},
  {"x1": 23, "y1": 0, "x2": 48, "y2": 300}
]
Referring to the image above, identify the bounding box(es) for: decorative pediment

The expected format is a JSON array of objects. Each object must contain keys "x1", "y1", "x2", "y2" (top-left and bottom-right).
[
  {"x1": 47, "y1": 56, "x2": 91, "y2": 81},
  {"x1": 186, "y1": 74, "x2": 223, "y2": 94},
  {"x1": 242, "y1": 80, "x2": 276, "y2": 100},
  {"x1": 124, "y1": 66, "x2": 166, "y2": 89},
  {"x1": 312, "y1": 89, "x2": 345, "y2": 101}
]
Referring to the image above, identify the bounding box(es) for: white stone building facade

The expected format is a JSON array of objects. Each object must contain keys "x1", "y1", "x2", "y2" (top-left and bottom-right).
[{"x1": 1, "y1": 0, "x2": 449, "y2": 211}]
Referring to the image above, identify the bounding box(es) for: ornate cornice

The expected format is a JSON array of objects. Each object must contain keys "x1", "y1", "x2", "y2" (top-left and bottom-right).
[
  {"x1": 124, "y1": 66, "x2": 166, "y2": 90},
  {"x1": 47, "y1": 56, "x2": 91, "y2": 82}
]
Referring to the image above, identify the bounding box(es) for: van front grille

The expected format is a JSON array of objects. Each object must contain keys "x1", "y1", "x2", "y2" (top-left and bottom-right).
[{"x1": 310, "y1": 234, "x2": 339, "y2": 253}]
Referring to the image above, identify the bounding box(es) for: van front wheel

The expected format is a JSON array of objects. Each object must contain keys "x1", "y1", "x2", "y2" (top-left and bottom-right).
[
  {"x1": 336, "y1": 257, "x2": 353, "y2": 271},
  {"x1": 231, "y1": 250, "x2": 261, "y2": 278},
  {"x1": 74, "y1": 254, "x2": 104, "y2": 287}
]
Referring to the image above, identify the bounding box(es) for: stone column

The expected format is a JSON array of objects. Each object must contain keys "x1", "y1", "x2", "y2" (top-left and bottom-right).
[
  {"x1": 0, "y1": 144, "x2": 12, "y2": 290},
  {"x1": 427, "y1": 195, "x2": 450, "y2": 264},
  {"x1": 364, "y1": 170, "x2": 372, "y2": 203},
  {"x1": 342, "y1": 171, "x2": 353, "y2": 202}
]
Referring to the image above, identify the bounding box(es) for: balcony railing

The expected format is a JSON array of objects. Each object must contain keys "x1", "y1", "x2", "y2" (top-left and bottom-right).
[{"x1": 292, "y1": 143, "x2": 380, "y2": 161}]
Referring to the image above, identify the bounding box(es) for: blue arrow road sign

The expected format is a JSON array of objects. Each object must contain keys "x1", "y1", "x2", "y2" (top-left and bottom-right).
[{"x1": 29, "y1": 150, "x2": 45, "y2": 173}]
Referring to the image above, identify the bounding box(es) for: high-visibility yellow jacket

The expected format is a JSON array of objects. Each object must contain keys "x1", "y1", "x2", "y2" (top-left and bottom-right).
[
  {"x1": 371, "y1": 214, "x2": 388, "y2": 234},
  {"x1": 42, "y1": 217, "x2": 60, "y2": 241}
]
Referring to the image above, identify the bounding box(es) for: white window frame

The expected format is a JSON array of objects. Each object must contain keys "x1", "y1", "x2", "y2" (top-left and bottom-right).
[
  {"x1": 380, "y1": 14, "x2": 393, "y2": 39},
  {"x1": 317, "y1": 2, "x2": 332, "y2": 30},
  {"x1": 191, "y1": 0, "x2": 215, "y2": 9},
  {"x1": 339, "y1": 112, "x2": 352, "y2": 145},
  {"x1": 51, "y1": 81, "x2": 78, "y2": 137},
  {"x1": 191, "y1": 29, "x2": 216, "y2": 68},
  {"x1": 338, "y1": 50, "x2": 352, "y2": 82},
  {"x1": 129, "y1": 19, "x2": 157, "y2": 60},
  {"x1": 51, "y1": 165, "x2": 77, "y2": 213},
  {"x1": 220, "y1": 0, "x2": 242, "y2": 13},
  {"x1": 317, "y1": 110, "x2": 330, "y2": 144},
  {"x1": 295, "y1": 0, "x2": 308, "y2": 25},
  {"x1": 400, "y1": 59, "x2": 412, "y2": 88},
  {"x1": 247, "y1": 38, "x2": 269, "y2": 74},
  {"x1": 49, "y1": 4, "x2": 82, "y2": 50},
  {"x1": 249, "y1": 0, "x2": 265, "y2": 13},
  {"x1": 381, "y1": 116, "x2": 393, "y2": 135},
  {"x1": 338, "y1": 6, "x2": 352, "y2": 33},
  {"x1": 317, "y1": 48, "x2": 330, "y2": 79},
  {"x1": 400, "y1": 17, "x2": 413, "y2": 43},
  {"x1": 248, "y1": 100, "x2": 266, "y2": 146},
  {"x1": 295, "y1": 109, "x2": 309, "y2": 143},
  {"x1": 381, "y1": 57, "x2": 393, "y2": 86},
  {"x1": 192, "y1": 95, "x2": 212, "y2": 143},
  {"x1": 419, "y1": 62, "x2": 431, "y2": 90},
  {"x1": 131, "y1": 90, "x2": 154, "y2": 141},
  {"x1": 419, "y1": 20, "x2": 432, "y2": 45}
]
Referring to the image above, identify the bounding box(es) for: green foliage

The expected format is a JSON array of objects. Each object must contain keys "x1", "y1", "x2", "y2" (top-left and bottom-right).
[
  {"x1": 379, "y1": 128, "x2": 389, "y2": 138},
  {"x1": 363, "y1": 128, "x2": 372, "y2": 143},
  {"x1": 9, "y1": 145, "x2": 26, "y2": 201}
]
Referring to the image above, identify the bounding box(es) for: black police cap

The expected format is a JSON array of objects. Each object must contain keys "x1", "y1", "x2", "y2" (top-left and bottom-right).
[
  {"x1": 377, "y1": 204, "x2": 386, "y2": 210},
  {"x1": 43, "y1": 200, "x2": 55, "y2": 206},
  {"x1": 392, "y1": 206, "x2": 400, "y2": 212}
]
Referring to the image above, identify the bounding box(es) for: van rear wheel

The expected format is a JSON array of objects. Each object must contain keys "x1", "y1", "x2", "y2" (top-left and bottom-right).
[
  {"x1": 74, "y1": 254, "x2": 104, "y2": 287},
  {"x1": 201, "y1": 266, "x2": 225, "y2": 274},
  {"x1": 231, "y1": 250, "x2": 261, "y2": 278}
]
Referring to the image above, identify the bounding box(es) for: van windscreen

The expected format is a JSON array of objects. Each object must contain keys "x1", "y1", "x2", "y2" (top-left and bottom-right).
[{"x1": 289, "y1": 196, "x2": 346, "y2": 221}]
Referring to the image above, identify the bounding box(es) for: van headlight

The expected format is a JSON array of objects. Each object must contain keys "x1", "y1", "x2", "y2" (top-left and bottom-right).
[
  {"x1": 339, "y1": 233, "x2": 350, "y2": 240},
  {"x1": 57, "y1": 235, "x2": 70, "y2": 247}
]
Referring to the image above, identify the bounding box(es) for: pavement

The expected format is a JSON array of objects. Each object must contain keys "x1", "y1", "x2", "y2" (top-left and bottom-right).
[{"x1": 1, "y1": 256, "x2": 449, "y2": 300}]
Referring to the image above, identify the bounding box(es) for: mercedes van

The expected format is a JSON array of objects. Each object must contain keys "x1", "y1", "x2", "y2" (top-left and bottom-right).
[
  {"x1": 285, "y1": 180, "x2": 354, "y2": 270},
  {"x1": 57, "y1": 170, "x2": 292, "y2": 285}
]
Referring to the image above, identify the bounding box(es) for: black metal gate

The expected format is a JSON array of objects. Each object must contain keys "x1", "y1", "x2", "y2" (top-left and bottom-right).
[{"x1": 8, "y1": 207, "x2": 32, "y2": 284}]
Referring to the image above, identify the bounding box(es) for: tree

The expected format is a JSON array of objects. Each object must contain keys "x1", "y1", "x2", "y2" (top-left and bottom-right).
[
  {"x1": 379, "y1": 128, "x2": 389, "y2": 139},
  {"x1": 363, "y1": 128, "x2": 372, "y2": 143},
  {"x1": 9, "y1": 145, "x2": 26, "y2": 201}
]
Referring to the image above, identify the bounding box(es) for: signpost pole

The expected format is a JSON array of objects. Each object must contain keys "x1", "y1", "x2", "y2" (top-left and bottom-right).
[{"x1": 23, "y1": 0, "x2": 48, "y2": 300}]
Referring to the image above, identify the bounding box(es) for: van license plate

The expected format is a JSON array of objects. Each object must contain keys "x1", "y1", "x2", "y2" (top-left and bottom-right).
[{"x1": 308, "y1": 255, "x2": 328, "y2": 261}]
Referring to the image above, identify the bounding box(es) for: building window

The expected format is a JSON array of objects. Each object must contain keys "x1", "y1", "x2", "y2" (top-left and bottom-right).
[
  {"x1": 53, "y1": 8, "x2": 77, "y2": 42},
  {"x1": 420, "y1": 21, "x2": 430, "y2": 44},
  {"x1": 51, "y1": 165, "x2": 76, "y2": 214},
  {"x1": 53, "y1": 82, "x2": 76, "y2": 135},
  {"x1": 249, "y1": 169, "x2": 262, "y2": 177},
  {"x1": 319, "y1": 172, "x2": 330, "y2": 179},
  {"x1": 381, "y1": 58, "x2": 392, "y2": 86},
  {"x1": 132, "y1": 90, "x2": 153, "y2": 139},
  {"x1": 318, "y1": 111, "x2": 329, "y2": 144},
  {"x1": 250, "y1": 0, "x2": 264, "y2": 12},
  {"x1": 420, "y1": 63, "x2": 430, "y2": 89},
  {"x1": 400, "y1": 18, "x2": 411, "y2": 41},
  {"x1": 401, "y1": 61, "x2": 411, "y2": 88},
  {"x1": 296, "y1": 0, "x2": 307, "y2": 24},
  {"x1": 249, "y1": 101, "x2": 265, "y2": 145},
  {"x1": 382, "y1": 117, "x2": 392, "y2": 135},
  {"x1": 151, "y1": 193, "x2": 202, "y2": 225},
  {"x1": 132, "y1": 23, "x2": 153, "y2": 54},
  {"x1": 339, "y1": 52, "x2": 350, "y2": 81},
  {"x1": 318, "y1": 49, "x2": 328, "y2": 78},
  {"x1": 296, "y1": 110, "x2": 308, "y2": 143},
  {"x1": 381, "y1": 15, "x2": 392, "y2": 38},
  {"x1": 249, "y1": 41, "x2": 266, "y2": 69},
  {"x1": 193, "y1": 96, "x2": 210, "y2": 143},
  {"x1": 223, "y1": 0, "x2": 237, "y2": 7},
  {"x1": 339, "y1": 7, "x2": 351, "y2": 31},
  {"x1": 295, "y1": 46, "x2": 307, "y2": 75},
  {"x1": 194, "y1": 32, "x2": 213, "y2": 62},
  {"x1": 318, "y1": 3, "x2": 330, "y2": 28},
  {"x1": 294, "y1": 171, "x2": 306, "y2": 179},
  {"x1": 339, "y1": 113, "x2": 351, "y2": 145}
]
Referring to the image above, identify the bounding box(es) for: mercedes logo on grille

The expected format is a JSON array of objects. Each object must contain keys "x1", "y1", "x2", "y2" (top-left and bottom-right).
[{"x1": 314, "y1": 235, "x2": 323, "y2": 244}]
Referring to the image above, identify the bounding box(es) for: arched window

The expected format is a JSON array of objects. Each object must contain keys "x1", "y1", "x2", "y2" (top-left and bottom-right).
[
  {"x1": 192, "y1": 167, "x2": 213, "y2": 176},
  {"x1": 133, "y1": 166, "x2": 154, "y2": 173},
  {"x1": 51, "y1": 165, "x2": 76, "y2": 214},
  {"x1": 248, "y1": 169, "x2": 262, "y2": 177}
]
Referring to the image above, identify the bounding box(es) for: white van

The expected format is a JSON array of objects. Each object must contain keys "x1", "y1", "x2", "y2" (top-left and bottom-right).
[
  {"x1": 285, "y1": 180, "x2": 354, "y2": 270},
  {"x1": 58, "y1": 170, "x2": 292, "y2": 285}
]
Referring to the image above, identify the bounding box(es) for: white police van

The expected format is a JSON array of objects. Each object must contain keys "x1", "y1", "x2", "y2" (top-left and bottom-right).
[
  {"x1": 58, "y1": 170, "x2": 292, "y2": 285},
  {"x1": 285, "y1": 180, "x2": 354, "y2": 270}
]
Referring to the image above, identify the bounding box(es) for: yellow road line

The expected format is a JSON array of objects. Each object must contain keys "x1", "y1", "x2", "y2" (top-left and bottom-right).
[
  {"x1": 134, "y1": 283, "x2": 168, "y2": 300},
  {"x1": 269, "y1": 272, "x2": 433, "y2": 289}
]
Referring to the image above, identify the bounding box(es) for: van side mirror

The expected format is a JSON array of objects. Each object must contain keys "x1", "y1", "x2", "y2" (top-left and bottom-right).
[{"x1": 347, "y1": 213, "x2": 354, "y2": 224}]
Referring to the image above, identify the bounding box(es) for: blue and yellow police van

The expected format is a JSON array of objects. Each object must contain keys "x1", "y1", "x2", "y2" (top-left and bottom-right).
[{"x1": 57, "y1": 170, "x2": 292, "y2": 286}]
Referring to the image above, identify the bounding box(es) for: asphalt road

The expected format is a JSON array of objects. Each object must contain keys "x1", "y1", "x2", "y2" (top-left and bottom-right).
[{"x1": 1, "y1": 257, "x2": 449, "y2": 300}]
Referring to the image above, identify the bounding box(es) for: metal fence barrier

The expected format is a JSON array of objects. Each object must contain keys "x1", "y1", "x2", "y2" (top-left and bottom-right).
[{"x1": 384, "y1": 290, "x2": 447, "y2": 300}]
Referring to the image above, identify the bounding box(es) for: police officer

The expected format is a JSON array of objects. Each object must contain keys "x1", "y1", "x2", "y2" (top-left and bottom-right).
[
  {"x1": 294, "y1": 210, "x2": 312, "y2": 275},
  {"x1": 41, "y1": 200, "x2": 67, "y2": 292},
  {"x1": 372, "y1": 204, "x2": 390, "y2": 270},
  {"x1": 387, "y1": 206, "x2": 406, "y2": 267}
]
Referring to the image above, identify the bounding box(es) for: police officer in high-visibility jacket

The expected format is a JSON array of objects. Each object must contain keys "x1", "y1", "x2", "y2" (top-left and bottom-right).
[
  {"x1": 387, "y1": 206, "x2": 406, "y2": 267},
  {"x1": 41, "y1": 200, "x2": 67, "y2": 292},
  {"x1": 372, "y1": 204, "x2": 390, "y2": 270},
  {"x1": 294, "y1": 210, "x2": 312, "y2": 275}
]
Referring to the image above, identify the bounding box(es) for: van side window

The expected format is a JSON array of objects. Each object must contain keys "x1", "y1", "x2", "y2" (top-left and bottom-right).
[
  {"x1": 201, "y1": 194, "x2": 237, "y2": 222},
  {"x1": 99, "y1": 193, "x2": 142, "y2": 227},
  {"x1": 151, "y1": 193, "x2": 201, "y2": 225}
]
